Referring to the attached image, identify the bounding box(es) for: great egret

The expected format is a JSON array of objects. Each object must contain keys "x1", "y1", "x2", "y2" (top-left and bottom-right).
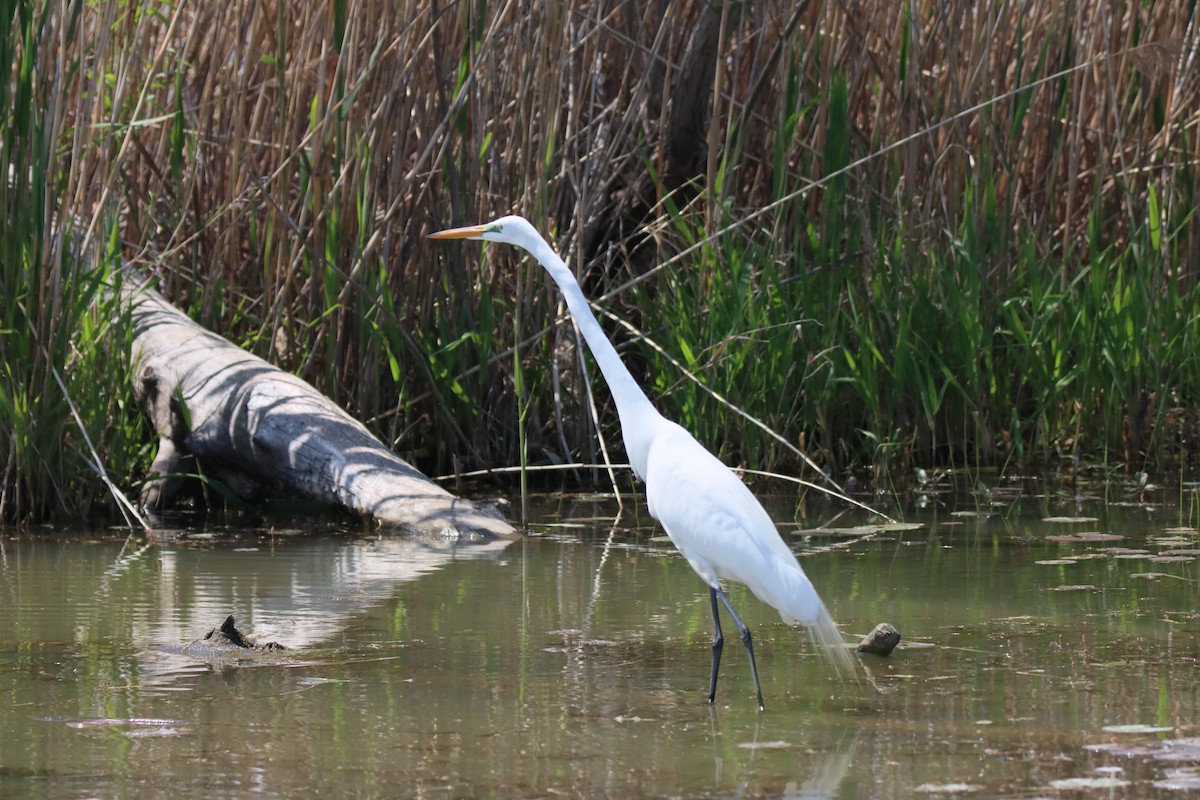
[{"x1": 430, "y1": 215, "x2": 855, "y2": 708}]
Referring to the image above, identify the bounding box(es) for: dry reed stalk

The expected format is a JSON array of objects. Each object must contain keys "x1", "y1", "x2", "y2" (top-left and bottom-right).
[{"x1": 28, "y1": 0, "x2": 1200, "y2": 479}]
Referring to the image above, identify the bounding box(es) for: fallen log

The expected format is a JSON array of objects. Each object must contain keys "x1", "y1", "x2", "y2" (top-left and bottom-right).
[{"x1": 126, "y1": 276, "x2": 514, "y2": 537}]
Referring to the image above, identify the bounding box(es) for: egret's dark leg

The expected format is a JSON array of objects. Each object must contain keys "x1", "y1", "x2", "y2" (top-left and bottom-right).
[
  {"x1": 714, "y1": 587, "x2": 765, "y2": 711},
  {"x1": 707, "y1": 587, "x2": 724, "y2": 705}
]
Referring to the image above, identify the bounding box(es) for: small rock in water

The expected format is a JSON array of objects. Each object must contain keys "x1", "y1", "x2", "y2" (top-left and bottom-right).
[
  {"x1": 857, "y1": 622, "x2": 901, "y2": 656},
  {"x1": 200, "y1": 615, "x2": 286, "y2": 652}
]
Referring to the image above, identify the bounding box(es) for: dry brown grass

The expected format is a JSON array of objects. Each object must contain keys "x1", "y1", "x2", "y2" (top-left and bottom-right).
[{"x1": 27, "y1": 0, "x2": 1200, "y2": 481}]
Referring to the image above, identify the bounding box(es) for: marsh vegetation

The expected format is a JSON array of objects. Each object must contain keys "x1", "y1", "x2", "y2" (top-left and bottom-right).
[{"x1": 2, "y1": 0, "x2": 1198, "y2": 522}]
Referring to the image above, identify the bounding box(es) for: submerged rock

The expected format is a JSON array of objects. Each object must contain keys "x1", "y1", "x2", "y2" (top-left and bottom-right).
[
  {"x1": 856, "y1": 622, "x2": 901, "y2": 656},
  {"x1": 184, "y1": 615, "x2": 286, "y2": 655}
]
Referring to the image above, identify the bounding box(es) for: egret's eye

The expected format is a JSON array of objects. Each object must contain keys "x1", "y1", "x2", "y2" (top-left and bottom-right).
[{"x1": 488, "y1": 224, "x2": 503, "y2": 234}]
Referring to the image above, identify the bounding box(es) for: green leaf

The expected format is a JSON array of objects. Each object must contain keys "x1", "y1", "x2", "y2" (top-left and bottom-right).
[{"x1": 1148, "y1": 182, "x2": 1161, "y2": 252}]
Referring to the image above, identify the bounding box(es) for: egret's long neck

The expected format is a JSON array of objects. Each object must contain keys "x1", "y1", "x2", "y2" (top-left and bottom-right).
[{"x1": 524, "y1": 238, "x2": 660, "y2": 475}]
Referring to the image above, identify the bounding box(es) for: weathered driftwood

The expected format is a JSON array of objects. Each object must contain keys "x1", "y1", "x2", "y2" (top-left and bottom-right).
[{"x1": 126, "y1": 277, "x2": 513, "y2": 537}]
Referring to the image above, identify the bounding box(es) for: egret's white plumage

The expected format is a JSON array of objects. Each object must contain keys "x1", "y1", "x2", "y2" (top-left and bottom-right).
[{"x1": 430, "y1": 215, "x2": 855, "y2": 707}]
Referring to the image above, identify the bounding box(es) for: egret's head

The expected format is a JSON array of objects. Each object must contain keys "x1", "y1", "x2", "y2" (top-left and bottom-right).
[{"x1": 428, "y1": 215, "x2": 540, "y2": 249}]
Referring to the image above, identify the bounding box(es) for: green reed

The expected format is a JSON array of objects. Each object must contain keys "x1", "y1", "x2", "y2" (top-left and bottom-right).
[{"x1": 0, "y1": 0, "x2": 151, "y2": 522}]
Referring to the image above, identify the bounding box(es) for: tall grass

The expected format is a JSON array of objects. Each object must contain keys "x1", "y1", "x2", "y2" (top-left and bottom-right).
[
  {"x1": 0, "y1": 0, "x2": 148, "y2": 523},
  {"x1": 4, "y1": 0, "x2": 1200, "y2": 521}
]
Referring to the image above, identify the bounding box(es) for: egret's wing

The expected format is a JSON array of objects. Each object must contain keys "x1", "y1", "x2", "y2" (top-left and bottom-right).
[
  {"x1": 644, "y1": 421, "x2": 858, "y2": 679},
  {"x1": 644, "y1": 421, "x2": 797, "y2": 585}
]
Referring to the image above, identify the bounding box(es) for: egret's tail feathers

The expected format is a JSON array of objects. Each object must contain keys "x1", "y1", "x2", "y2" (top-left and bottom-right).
[
  {"x1": 761, "y1": 560, "x2": 858, "y2": 680},
  {"x1": 806, "y1": 600, "x2": 858, "y2": 682}
]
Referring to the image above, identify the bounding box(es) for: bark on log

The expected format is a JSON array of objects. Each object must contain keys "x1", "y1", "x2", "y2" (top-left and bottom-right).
[
  {"x1": 662, "y1": 1, "x2": 734, "y2": 189},
  {"x1": 126, "y1": 276, "x2": 514, "y2": 537}
]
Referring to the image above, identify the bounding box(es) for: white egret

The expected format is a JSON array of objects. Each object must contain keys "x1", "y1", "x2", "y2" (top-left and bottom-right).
[{"x1": 430, "y1": 215, "x2": 855, "y2": 708}]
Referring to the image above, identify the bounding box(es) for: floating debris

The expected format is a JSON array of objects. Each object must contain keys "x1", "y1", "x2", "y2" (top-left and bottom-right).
[
  {"x1": 1102, "y1": 724, "x2": 1175, "y2": 734},
  {"x1": 1082, "y1": 742, "x2": 1157, "y2": 758},
  {"x1": 42, "y1": 717, "x2": 192, "y2": 738},
  {"x1": 1155, "y1": 768, "x2": 1200, "y2": 791},
  {"x1": 58, "y1": 717, "x2": 186, "y2": 729},
  {"x1": 1045, "y1": 532, "x2": 1123, "y2": 542},
  {"x1": 806, "y1": 522, "x2": 926, "y2": 537},
  {"x1": 123, "y1": 726, "x2": 188, "y2": 739},
  {"x1": 1085, "y1": 736, "x2": 1200, "y2": 766},
  {"x1": 1036, "y1": 559, "x2": 1078, "y2": 565},
  {"x1": 1152, "y1": 537, "x2": 1197, "y2": 547},
  {"x1": 1049, "y1": 776, "x2": 1130, "y2": 790},
  {"x1": 914, "y1": 783, "x2": 984, "y2": 794},
  {"x1": 1042, "y1": 516, "x2": 1100, "y2": 523},
  {"x1": 1155, "y1": 738, "x2": 1200, "y2": 760}
]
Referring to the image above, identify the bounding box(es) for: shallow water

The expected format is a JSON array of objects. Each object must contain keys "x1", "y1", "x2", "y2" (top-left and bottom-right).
[{"x1": 2, "y1": 485, "x2": 1200, "y2": 798}]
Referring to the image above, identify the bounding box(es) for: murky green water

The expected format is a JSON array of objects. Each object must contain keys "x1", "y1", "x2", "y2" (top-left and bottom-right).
[{"x1": 3, "y1": 486, "x2": 1200, "y2": 798}]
